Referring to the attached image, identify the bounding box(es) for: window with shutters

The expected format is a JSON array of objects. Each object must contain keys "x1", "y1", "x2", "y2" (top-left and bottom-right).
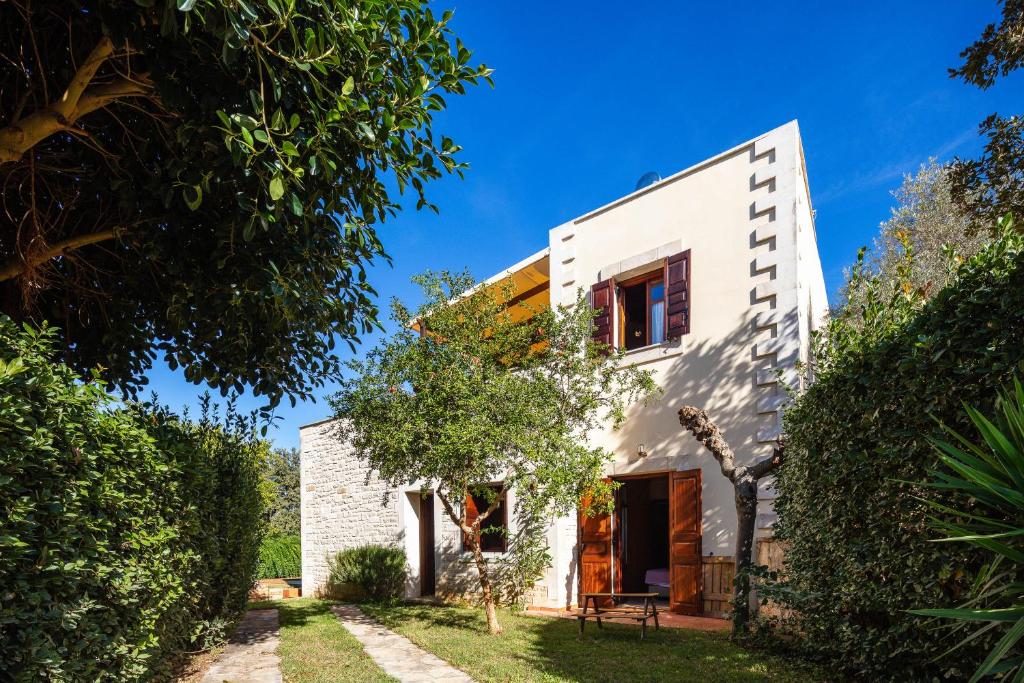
[
  {"x1": 462, "y1": 485, "x2": 508, "y2": 553},
  {"x1": 591, "y1": 249, "x2": 690, "y2": 352},
  {"x1": 618, "y1": 271, "x2": 666, "y2": 350}
]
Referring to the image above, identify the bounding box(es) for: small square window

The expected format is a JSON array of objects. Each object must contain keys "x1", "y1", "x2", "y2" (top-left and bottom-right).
[{"x1": 463, "y1": 485, "x2": 507, "y2": 553}]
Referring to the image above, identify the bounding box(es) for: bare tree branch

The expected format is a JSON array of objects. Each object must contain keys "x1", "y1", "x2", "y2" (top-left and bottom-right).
[
  {"x1": 0, "y1": 229, "x2": 117, "y2": 282},
  {"x1": 678, "y1": 404, "x2": 785, "y2": 637},
  {"x1": 0, "y1": 36, "x2": 154, "y2": 164}
]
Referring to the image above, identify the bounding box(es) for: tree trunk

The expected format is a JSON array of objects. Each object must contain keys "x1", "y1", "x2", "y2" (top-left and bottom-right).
[
  {"x1": 733, "y1": 476, "x2": 759, "y2": 636},
  {"x1": 678, "y1": 405, "x2": 783, "y2": 638},
  {"x1": 468, "y1": 536, "x2": 502, "y2": 635},
  {"x1": 435, "y1": 488, "x2": 503, "y2": 635}
]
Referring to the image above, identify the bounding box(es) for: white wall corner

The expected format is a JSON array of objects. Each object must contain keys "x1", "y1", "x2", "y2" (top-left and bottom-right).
[
  {"x1": 753, "y1": 281, "x2": 779, "y2": 301},
  {"x1": 752, "y1": 198, "x2": 776, "y2": 218},
  {"x1": 753, "y1": 252, "x2": 780, "y2": 273},
  {"x1": 753, "y1": 337, "x2": 784, "y2": 358},
  {"x1": 753, "y1": 137, "x2": 775, "y2": 159},
  {"x1": 757, "y1": 417, "x2": 782, "y2": 443},
  {"x1": 757, "y1": 392, "x2": 790, "y2": 414},
  {"x1": 752, "y1": 166, "x2": 777, "y2": 188},
  {"x1": 753, "y1": 224, "x2": 777, "y2": 244},
  {"x1": 753, "y1": 310, "x2": 782, "y2": 329}
]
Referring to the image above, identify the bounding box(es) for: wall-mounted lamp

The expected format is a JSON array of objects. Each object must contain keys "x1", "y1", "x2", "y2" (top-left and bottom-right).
[{"x1": 637, "y1": 443, "x2": 648, "y2": 459}]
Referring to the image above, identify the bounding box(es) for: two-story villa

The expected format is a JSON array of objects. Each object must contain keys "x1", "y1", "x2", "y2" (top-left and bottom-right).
[{"x1": 300, "y1": 120, "x2": 828, "y2": 616}]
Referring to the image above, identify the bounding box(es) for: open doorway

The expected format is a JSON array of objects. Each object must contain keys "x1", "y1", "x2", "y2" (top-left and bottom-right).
[
  {"x1": 419, "y1": 494, "x2": 435, "y2": 597},
  {"x1": 578, "y1": 469, "x2": 701, "y2": 614},
  {"x1": 616, "y1": 474, "x2": 671, "y2": 602}
]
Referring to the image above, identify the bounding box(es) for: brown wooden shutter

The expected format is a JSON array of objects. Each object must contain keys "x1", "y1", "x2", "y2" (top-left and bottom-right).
[
  {"x1": 578, "y1": 487, "x2": 614, "y2": 607},
  {"x1": 590, "y1": 278, "x2": 614, "y2": 350},
  {"x1": 665, "y1": 249, "x2": 691, "y2": 338},
  {"x1": 462, "y1": 492, "x2": 479, "y2": 551},
  {"x1": 669, "y1": 468, "x2": 702, "y2": 615}
]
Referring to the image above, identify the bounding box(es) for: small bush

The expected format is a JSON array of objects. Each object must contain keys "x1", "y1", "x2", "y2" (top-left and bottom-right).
[
  {"x1": 327, "y1": 545, "x2": 406, "y2": 602},
  {"x1": 259, "y1": 534, "x2": 302, "y2": 579},
  {"x1": 0, "y1": 319, "x2": 267, "y2": 680}
]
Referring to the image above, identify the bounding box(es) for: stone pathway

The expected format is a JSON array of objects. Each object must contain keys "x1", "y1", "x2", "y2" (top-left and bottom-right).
[
  {"x1": 201, "y1": 609, "x2": 282, "y2": 683},
  {"x1": 331, "y1": 604, "x2": 474, "y2": 683}
]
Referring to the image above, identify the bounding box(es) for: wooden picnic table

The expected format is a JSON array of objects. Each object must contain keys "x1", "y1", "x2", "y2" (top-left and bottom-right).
[{"x1": 576, "y1": 592, "x2": 661, "y2": 640}]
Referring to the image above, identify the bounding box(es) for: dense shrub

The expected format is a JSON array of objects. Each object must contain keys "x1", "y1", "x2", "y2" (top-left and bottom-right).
[
  {"x1": 326, "y1": 545, "x2": 406, "y2": 602},
  {"x1": 258, "y1": 534, "x2": 302, "y2": 579},
  {"x1": 772, "y1": 222, "x2": 1024, "y2": 680},
  {"x1": 0, "y1": 320, "x2": 267, "y2": 681}
]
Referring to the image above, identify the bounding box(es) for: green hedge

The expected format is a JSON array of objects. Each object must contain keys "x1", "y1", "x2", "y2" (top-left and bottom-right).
[
  {"x1": 0, "y1": 320, "x2": 267, "y2": 681},
  {"x1": 258, "y1": 534, "x2": 301, "y2": 579},
  {"x1": 772, "y1": 225, "x2": 1024, "y2": 680},
  {"x1": 326, "y1": 545, "x2": 406, "y2": 602}
]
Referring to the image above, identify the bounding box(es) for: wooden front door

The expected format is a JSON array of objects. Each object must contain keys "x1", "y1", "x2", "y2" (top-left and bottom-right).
[
  {"x1": 669, "y1": 469, "x2": 702, "y2": 614},
  {"x1": 419, "y1": 494, "x2": 435, "y2": 597},
  {"x1": 578, "y1": 494, "x2": 613, "y2": 606}
]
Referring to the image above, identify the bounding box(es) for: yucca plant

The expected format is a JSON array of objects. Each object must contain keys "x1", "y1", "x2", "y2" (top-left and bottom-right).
[{"x1": 912, "y1": 377, "x2": 1024, "y2": 681}]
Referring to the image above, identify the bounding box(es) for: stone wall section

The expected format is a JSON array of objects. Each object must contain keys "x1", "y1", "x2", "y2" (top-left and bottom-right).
[{"x1": 300, "y1": 419, "x2": 399, "y2": 596}]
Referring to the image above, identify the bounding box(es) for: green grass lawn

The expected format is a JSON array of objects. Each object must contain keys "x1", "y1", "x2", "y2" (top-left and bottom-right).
[
  {"x1": 360, "y1": 603, "x2": 822, "y2": 683},
  {"x1": 249, "y1": 598, "x2": 394, "y2": 683}
]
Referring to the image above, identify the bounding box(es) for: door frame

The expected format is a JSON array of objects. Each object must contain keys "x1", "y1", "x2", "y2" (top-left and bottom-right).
[{"x1": 578, "y1": 469, "x2": 700, "y2": 608}]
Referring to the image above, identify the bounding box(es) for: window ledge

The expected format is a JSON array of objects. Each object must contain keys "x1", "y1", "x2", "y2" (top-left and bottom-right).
[{"x1": 618, "y1": 338, "x2": 684, "y2": 367}]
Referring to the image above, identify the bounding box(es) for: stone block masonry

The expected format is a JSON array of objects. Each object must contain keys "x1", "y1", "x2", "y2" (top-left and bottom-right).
[{"x1": 300, "y1": 419, "x2": 399, "y2": 596}]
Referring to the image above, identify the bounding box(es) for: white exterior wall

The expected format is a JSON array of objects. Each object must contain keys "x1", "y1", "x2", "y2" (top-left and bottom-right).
[
  {"x1": 536, "y1": 120, "x2": 825, "y2": 608},
  {"x1": 299, "y1": 120, "x2": 828, "y2": 609}
]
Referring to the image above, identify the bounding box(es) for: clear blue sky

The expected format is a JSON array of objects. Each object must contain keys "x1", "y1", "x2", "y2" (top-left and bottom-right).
[{"x1": 146, "y1": 1, "x2": 1023, "y2": 450}]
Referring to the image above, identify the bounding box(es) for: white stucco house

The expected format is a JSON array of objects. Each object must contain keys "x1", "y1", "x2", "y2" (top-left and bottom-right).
[{"x1": 300, "y1": 120, "x2": 828, "y2": 617}]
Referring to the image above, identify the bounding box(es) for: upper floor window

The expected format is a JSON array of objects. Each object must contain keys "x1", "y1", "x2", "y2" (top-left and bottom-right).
[
  {"x1": 590, "y1": 249, "x2": 690, "y2": 352},
  {"x1": 619, "y1": 272, "x2": 666, "y2": 350}
]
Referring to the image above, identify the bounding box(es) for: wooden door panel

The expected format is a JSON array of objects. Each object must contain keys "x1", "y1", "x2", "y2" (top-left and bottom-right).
[
  {"x1": 579, "y1": 491, "x2": 613, "y2": 606},
  {"x1": 670, "y1": 469, "x2": 702, "y2": 615}
]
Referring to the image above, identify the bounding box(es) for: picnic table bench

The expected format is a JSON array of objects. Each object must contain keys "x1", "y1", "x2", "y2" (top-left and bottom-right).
[{"x1": 575, "y1": 592, "x2": 660, "y2": 640}]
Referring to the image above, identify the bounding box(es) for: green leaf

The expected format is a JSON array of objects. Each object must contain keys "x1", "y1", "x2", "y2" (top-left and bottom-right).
[
  {"x1": 183, "y1": 185, "x2": 202, "y2": 211},
  {"x1": 269, "y1": 177, "x2": 284, "y2": 201},
  {"x1": 177, "y1": 0, "x2": 197, "y2": 12},
  {"x1": 342, "y1": 76, "x2": 355, "y2": 96}
]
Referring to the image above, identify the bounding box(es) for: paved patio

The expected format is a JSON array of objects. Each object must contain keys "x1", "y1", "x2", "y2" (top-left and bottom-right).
[
  {"x1": 331, "y1": 603, "x2": 475, "y2": 683},
  {"x1": 524, "y1": 606, "x2": 731, "y2": 631},
  {"x1": 201, "y1": 609, "x2": 282, "y2": 683}
]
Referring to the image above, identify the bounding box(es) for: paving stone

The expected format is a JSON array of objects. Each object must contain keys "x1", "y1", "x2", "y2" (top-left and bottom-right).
[
  {"x1": 201, "y1": 609, "x2": 282, "y2": 683},
  {"x1": 331, "y1": 604, "x2": 475, "y2": 683}
]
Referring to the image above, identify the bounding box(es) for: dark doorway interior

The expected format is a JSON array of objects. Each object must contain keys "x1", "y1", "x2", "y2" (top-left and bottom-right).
[
  {"x1": 617, "y1": 475, "x2": 670, "y2": 597},
  {"x1": 419, "y1": 494, "x2": 435, "y2": 596}
]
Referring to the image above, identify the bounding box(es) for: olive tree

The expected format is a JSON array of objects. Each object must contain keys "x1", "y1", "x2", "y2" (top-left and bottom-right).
[
  {"x1": 331, "y1": 271, "x2": 656, "y2": 634},
  {"x1": 839, "y1": 160, "x2": 987, "y2": 315},
  {"x1": 677, "y1": 406, "x2": 783, "y2": 637}
]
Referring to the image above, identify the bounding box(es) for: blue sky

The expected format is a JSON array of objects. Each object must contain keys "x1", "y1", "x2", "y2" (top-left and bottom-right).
[{"x1": 146, "y1": 1, "x2": 1023, "y2": 449}]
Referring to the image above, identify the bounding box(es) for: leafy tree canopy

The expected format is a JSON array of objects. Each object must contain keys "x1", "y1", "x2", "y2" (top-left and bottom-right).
[
  {"x1": 949, "y1": 0, "x2": 1024, "y2": 89},
  {"x1": 839, "y1": 160, "x2": 987, "y2": 314},
  {"x1": 0, "y1": 0, "x2": 491, "y2": 409},
  {"x1": 949, "y1": 0, "x2": 1023, "y2": 234},
  {"x1": 331, "y1": 271, "x2": 657, "y2": 633},
  {"x1": 264, "y1": 446, "x2": 300, "y2": 536}
]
